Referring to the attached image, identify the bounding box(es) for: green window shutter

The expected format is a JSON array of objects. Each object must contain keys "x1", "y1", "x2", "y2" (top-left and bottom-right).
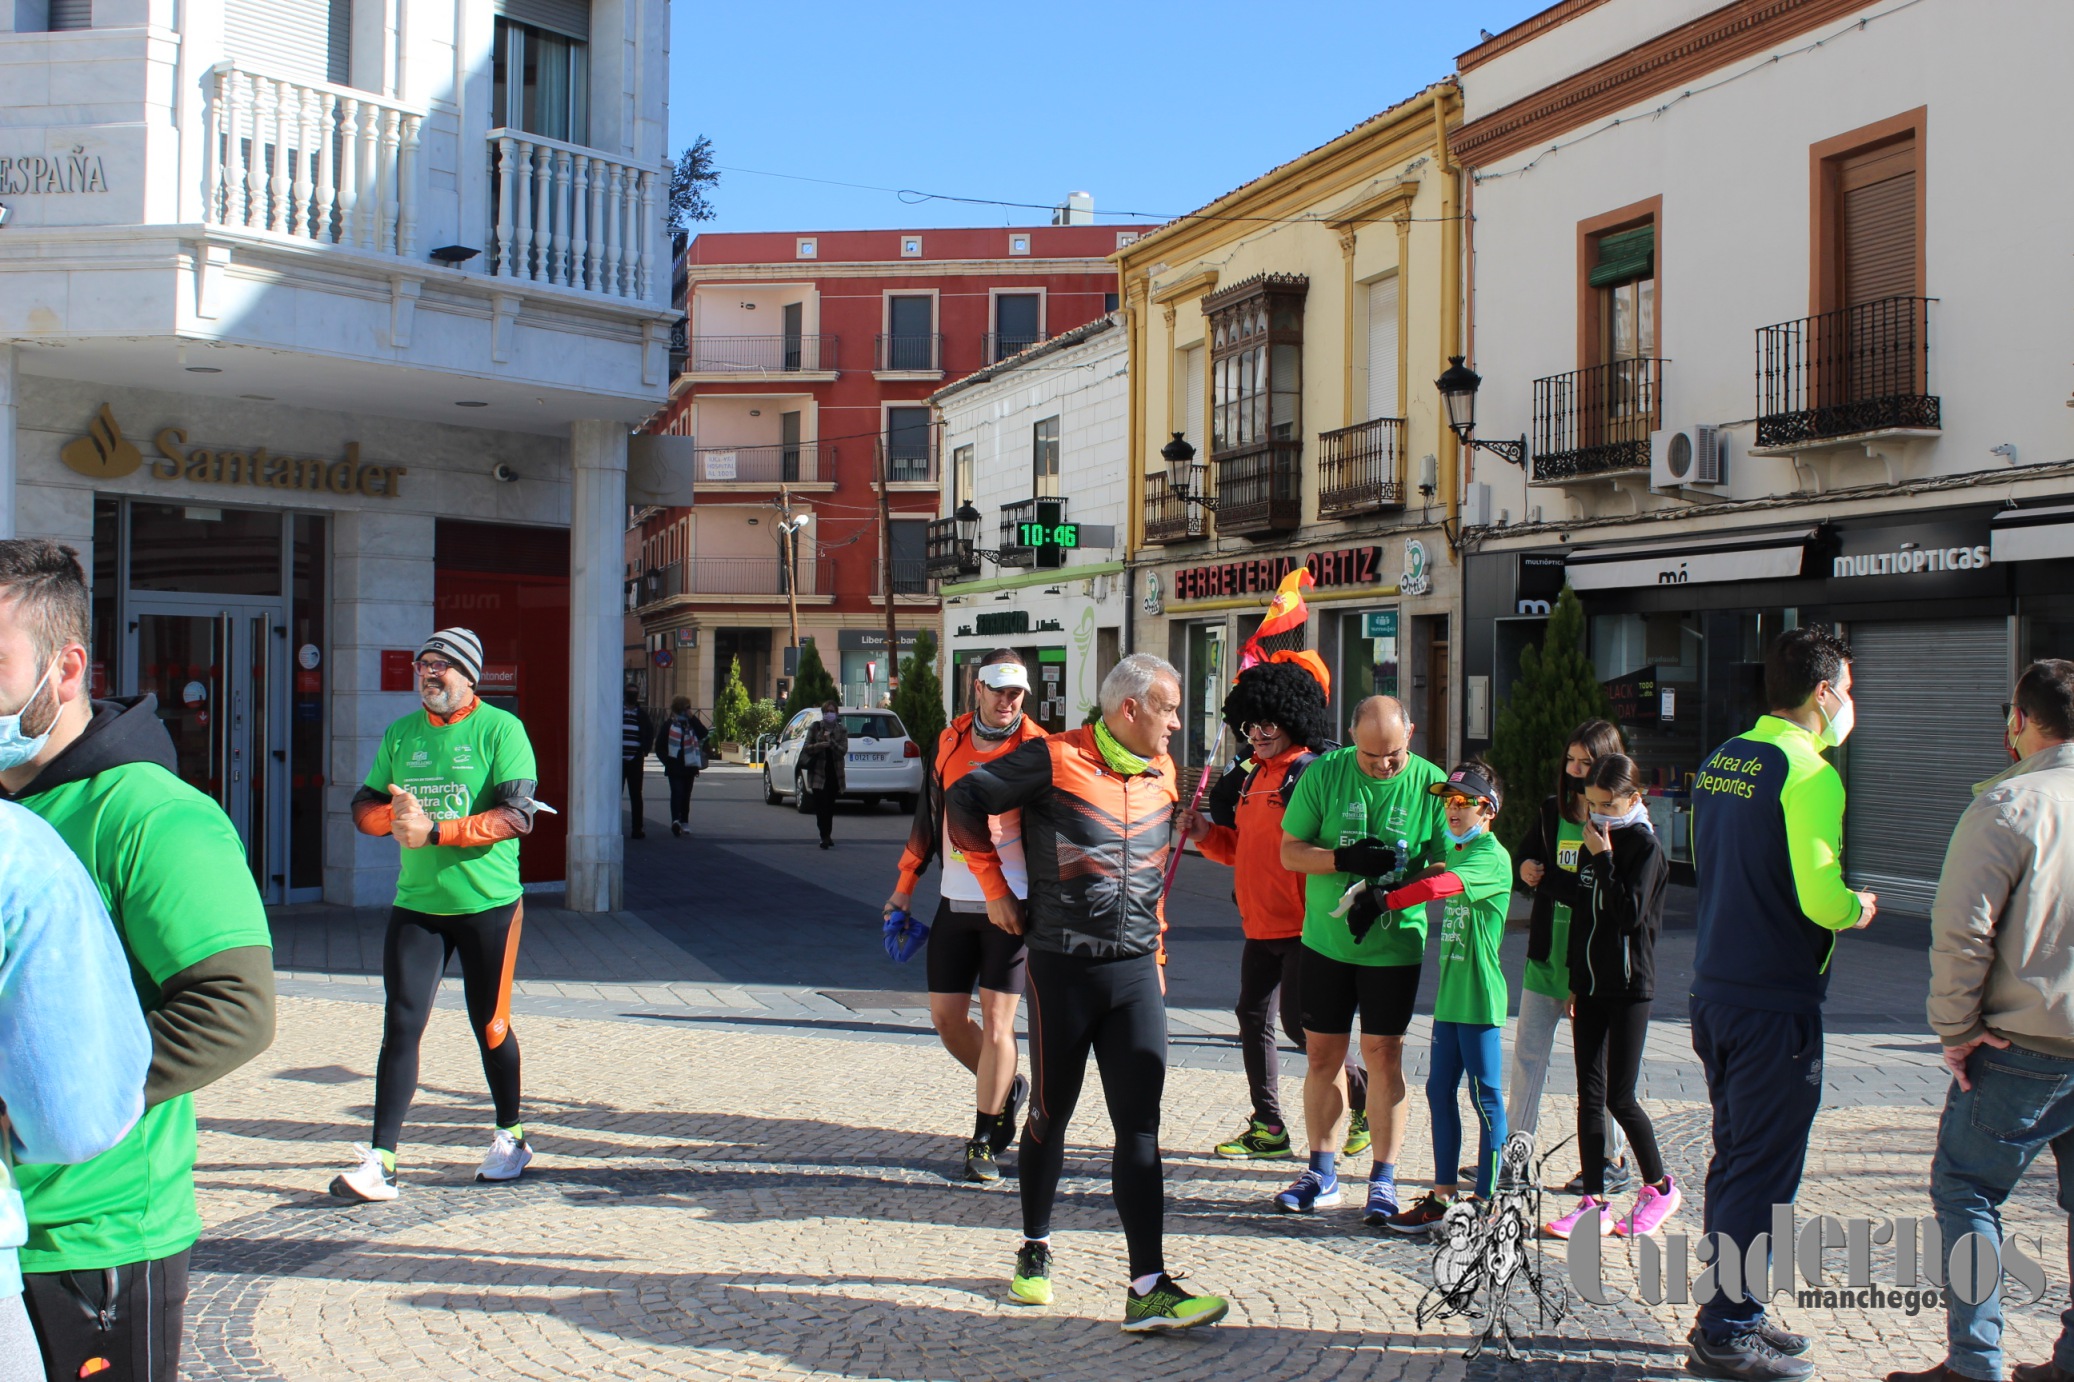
[{"x1": 1588, "y1": 225, "x2": 1654, "y2": 287}]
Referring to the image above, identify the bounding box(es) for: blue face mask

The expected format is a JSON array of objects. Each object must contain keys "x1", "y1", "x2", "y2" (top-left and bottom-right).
[
  {"x1": 0, "y1": 658, "x2": 61, "y2": 773},
  {"x1": 1445, "y1": 822, "x2": 1486, "y2": 846}
]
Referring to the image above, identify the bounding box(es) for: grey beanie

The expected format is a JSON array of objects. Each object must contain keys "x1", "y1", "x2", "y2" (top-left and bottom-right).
[{"x1": 418, "y1": 627, "x2": 484, "y2": 683}]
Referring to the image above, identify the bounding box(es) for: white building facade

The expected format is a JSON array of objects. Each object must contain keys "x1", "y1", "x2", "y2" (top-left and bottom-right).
[
  {"x1": 929, "y1": 316, "x2": 1128, "y2": 729},
  {"x1": 1452, "y1": 0, "x2": 2074, "y2": 908},
  {"x1": 1, "y1": 0, "x2": 675, "y2": 909}
]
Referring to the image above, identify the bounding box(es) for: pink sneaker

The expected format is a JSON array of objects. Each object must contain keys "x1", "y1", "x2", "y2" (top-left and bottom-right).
[
  {"x1": 1613, "y1": 1175, "x2": 1682, "y2": 1237},
  {"x1": 1543, "y1": 1195, "x2": 1611, "y2": 1240}
]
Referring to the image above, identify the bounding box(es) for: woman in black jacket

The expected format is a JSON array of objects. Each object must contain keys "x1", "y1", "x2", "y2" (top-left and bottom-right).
[
  {"x1": 1544, "y1": 752, "x2": 1677, "y2": 1241},
  {"x1": 653, "y1": 697, "x2": 708, "y2": 837}
]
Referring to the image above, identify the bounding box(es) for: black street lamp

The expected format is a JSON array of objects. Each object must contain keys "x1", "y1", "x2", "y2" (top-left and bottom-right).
[
  {"x1": 1160, "y1": 431, "x2": 1220, "y2": 509},
  {"x1": 1434, "y1": 355, "x2": 1527, "y2": 468},
  {"x1": 952, "y1": 500, "x2": 1004, "y2": 564}
]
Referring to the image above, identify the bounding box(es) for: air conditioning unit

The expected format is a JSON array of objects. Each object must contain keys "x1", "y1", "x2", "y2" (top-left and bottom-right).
[{"x1": 1650, "y1": 424, "x2": 1726, "y2": 491}]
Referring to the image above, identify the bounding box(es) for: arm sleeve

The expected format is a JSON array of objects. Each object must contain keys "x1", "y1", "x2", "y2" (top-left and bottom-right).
[
  {"x1": 351, "y1": 783, "x2": 394, "y2": 836},
  {"x1": 1384, "y1": 871, "x2": 1466, "y2": 909},
  {"x1": 895, "y1": 734, "x2": 949, "y2": 893},
  {"x1": 946, "y1": 739, "x2": 1055, "y2": 902},
  {"x1": 1197, "y1": 824, "x2": 1240, "y2": 866},
  {"x1": 144, "y1": 945, "x2": 276, "y2": 1106},
  {"x1": 1928, "y1": 795, "x2": 2028, "y2": 1044},
  {"x1": 439, "y1": 777, "x2": 538, "y2": 847},
  {"x1": 1783, "y1": 760, "x2": 1865, "y2": 930}
]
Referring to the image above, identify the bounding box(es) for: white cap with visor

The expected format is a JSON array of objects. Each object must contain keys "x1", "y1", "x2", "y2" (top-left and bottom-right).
[{"x1": 976, "y1": 662, "x2": 1031, "y2": 693}]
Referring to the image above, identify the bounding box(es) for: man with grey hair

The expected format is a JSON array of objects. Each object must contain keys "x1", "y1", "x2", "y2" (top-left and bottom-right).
[{"x1": 949, "y1": 651, "x2": 1231, "y2": 1332}]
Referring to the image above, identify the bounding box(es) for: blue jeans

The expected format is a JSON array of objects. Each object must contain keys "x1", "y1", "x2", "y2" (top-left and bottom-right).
[
  {"x1": 1429, "y1": 1020, "x2": 1505, "y2": 1198},
  {"x1": 1932, "y1": 1041, "x2": 2074, "y2": 1380}
]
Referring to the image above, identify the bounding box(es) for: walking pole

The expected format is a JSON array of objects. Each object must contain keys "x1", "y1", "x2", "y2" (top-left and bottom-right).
[{"x1": 1163, "y1": 728, "x2": 1225, "y2": 899}]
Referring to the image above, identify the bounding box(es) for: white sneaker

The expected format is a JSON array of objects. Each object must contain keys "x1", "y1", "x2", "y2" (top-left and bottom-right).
[
  {"x1": 477, "y1": 1128, "x2": 533, "y2": 1183},
  {"x1": 330, "y1": 1144, "x2": 398, "y2": 1202}
]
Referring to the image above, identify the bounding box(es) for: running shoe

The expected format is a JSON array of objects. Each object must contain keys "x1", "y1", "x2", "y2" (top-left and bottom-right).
[
  {"x1": 671, "y1": 821, "x2": 683, "y2": 837},
  {"x1": 1613, "y1": 1175, "x2": 1681, "y2": 1237},
  {"x1": 1544, "y1": 1194, "x2": 1612, "y2": 1240},
  {"x1": 330, "y1": 1144, "x2": 398, "y2": 1203},
  {"x1": 1214, "y1": 1118, "x2": 1292, "y2": 1160},
  {"x1": 1009, "y1": 1241, "x2": 1052, "y2": 1306},
  {"x1": 1273, "y1": 1168, "x2": 1342, "y2": 1213},
  {"x1": 990, "y1": 1074, "x2": 1029, "y2": 1158},
  {"x1": 1758, "y1": 1319, "x2": 1811, "y2": 1357},
  {"x1": 1121, "y1": 1273, "x2": 1229, "y2": 1333},
  {"x1": 1342, "y1": 1107, "x2": 1372, "y2": 1157},
  {"x1": 476, "y1": 1128, "x2": 533, "y2": 1183},
  {"x1": 1685, "y1": 1323, "x2": 1815, "y2": 1380},
  {"x1": 1561, "y1": 1159, "x2": 1633, "y2": 1195},
  {"x1": 1383, "y1": 1191, "x2": 1454, "y2": 1235},
  {"x1": 964, "y1": 1139, "x2": 1000, "y2": 1183},
  {"x1": 1362, "y1": 1176, "x2": 1400, "y2": 1226}
]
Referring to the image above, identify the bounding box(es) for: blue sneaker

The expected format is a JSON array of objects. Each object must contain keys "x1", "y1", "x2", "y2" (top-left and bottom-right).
[
  {"x1": 1274, "y1": 1168, "x2": 1342, "y2": 1213},
  {"x1": 1362, "y1": 1176, "x2": 1400, "y2": 1226}
]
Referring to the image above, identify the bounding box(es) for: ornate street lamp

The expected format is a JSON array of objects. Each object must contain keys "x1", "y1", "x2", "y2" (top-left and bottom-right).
[
  {"x1": 1434, "y1": 356, "x2": 1527, "y2": 467},
  {"x1": 952, "y1": 500, "x2": 1004, "y2": 564},
  {"x1": 1160, "y1": 431, "x2": 1220, "y2": 509}
]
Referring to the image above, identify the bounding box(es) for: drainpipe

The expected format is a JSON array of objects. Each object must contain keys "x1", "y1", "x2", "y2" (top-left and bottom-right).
[{"x1": 1434, "y1": 90, "x2": 1463, "y2": 564}]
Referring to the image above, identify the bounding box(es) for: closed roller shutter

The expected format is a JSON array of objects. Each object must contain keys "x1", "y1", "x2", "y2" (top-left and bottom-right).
[
  {"x1": 1840, "y1": 139, "x2": 1917, "y2": 306},
  {"x1": 1842, "y1": 618, "x2": 2009, "y2": 915},
  {"x1": 495, "y1": 0, "x2": 589, "y2": 40},
  {"x1": 224, "y1": 0, "x2": 349, "y2": 84},
  {"x1": 1366, "y1": 276, "x2": 1399, "y2": 421}
]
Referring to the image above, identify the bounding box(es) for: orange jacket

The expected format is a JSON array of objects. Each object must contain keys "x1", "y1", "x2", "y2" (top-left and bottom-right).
[
  {"x1": 1197, "y1": 746, "x2": 1309, "y2": 941},
  {"x1": 894, "y1": 712, "x2": 1048, "y2": 895}
]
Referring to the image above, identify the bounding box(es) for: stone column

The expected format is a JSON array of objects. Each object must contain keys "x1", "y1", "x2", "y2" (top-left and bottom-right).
[
  {"x1": 566, "y1": 419, "x2": 627, "y2": 912},
  {"x1": 0, "y1": 346, "x2": 17, "y2": 541}
]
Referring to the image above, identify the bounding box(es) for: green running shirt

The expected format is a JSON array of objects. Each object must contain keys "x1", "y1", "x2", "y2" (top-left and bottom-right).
[
  {"x1": 366, "y1": 702, "x2": 538, "y2": 914},
  {"x1": 1431, "y1": 829, "x2": 1516, "y2": 1026},
  {"x1": 1280, "y1": 747, "x2": 1446, "y2": 966},
  {"x1": 1522, "y1": 817, "x2": 1584, "y2": 1000}
]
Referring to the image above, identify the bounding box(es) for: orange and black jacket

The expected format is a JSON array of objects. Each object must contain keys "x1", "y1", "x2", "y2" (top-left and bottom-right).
[
  {"x1": 947, "y1": 725, "x2": 1178, "y2": 961},
  {"x1": 895, "y1": 712, "x2": 1049, "y2": 895}
]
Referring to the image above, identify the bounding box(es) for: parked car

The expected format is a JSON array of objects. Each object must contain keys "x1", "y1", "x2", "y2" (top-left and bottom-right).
[{"x1": 763, "y1": 706, "x2": 923, "y2": 814}]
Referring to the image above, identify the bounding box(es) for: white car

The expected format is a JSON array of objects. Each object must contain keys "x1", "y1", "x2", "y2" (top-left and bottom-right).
[{"x1": 763, "y1": 706, "x2": 923, "y2": 814}]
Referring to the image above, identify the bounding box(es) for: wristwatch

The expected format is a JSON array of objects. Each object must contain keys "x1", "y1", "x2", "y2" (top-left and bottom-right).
[{"x1": 428, "y1": 820, "x2": 442, "y2": 846}]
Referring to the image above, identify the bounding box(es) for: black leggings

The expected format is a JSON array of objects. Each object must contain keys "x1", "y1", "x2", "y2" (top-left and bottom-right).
[
  {"x1": 22, "y1": 1248, "x2": 188, "y2": 1382},
  {"x1": 1235, "y1": 937, "x2": 1368, "y2": 1128},
  {"x1": 622, "y1": 760, "x2": 646, "y2": 834},
  {"x1": 1021, "y1": 949, "x2": 1167, "y2": 1280},
  {"x1": 811, "y1": 783, "x2": 837, "y2": 842},
  {"x1": 665, "y1": 767, "x2": 698, "y2": 824},
  {"x1": 373, "y1": 901, "x2": 525, "y2": 1152},
  {"x1": 1572, "y1": 995, "x2": 1665, "y2": 1196}
]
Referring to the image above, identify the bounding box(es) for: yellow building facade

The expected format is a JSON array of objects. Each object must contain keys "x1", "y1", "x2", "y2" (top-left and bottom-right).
[{"x1": 1117, "y1": 81, "x2": 1469, "y2": 770}]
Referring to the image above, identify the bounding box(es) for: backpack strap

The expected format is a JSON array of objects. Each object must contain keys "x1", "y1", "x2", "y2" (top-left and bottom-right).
[{"x1": 1274, "y1": 750, "x2": 1322, "y2": 809}]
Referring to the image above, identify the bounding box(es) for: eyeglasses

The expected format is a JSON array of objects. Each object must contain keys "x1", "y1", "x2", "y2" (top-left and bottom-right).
[
  {"x1": 1241, "y1": 722, "x2": 1282, "y2": 739},
  {"x1": 413, "y1": 658, "x2": 458, "y2": 676}
]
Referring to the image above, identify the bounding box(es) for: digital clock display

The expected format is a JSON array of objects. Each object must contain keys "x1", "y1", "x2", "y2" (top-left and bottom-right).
[{"x1": 1017, "y1": 522, "x2": 1080, "y2": 549}]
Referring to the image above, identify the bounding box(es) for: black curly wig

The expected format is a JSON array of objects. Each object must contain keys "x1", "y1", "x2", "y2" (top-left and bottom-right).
[{"x1": 1220, "y1": 661, "x2": 1333, "y2": 752}]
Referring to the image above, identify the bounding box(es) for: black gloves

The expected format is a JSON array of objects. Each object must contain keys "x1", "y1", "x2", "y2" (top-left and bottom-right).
[
  {"x1": 1347, "y1": 884, "x2": 1386, "y2": 942},
  {"x1": 1333, "y1": 838, "x2": 1400, "y2": 878}
]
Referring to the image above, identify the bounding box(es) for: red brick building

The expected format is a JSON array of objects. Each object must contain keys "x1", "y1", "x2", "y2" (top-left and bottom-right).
[{"x1": 631, "y1": 223, "x2": 1130, "y2": 715}]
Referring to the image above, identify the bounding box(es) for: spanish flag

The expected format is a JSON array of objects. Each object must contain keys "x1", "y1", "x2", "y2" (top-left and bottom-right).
[{"x1": 1238, "y1": 566, "x2": 1313, "y2": 672}]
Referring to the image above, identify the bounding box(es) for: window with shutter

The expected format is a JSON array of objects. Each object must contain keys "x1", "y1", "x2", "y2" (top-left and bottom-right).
[
  {"x1": 1838, "y1": 138, "x2": 1917, "y2": 306},
  {"x1": 1814, "y1": 121, "x2": 1925, "y2": 410},
  {"x1": 1364, "y1": 276, "x2": 1399, "y2": 421},
  {"x1": 224, "y1": 0, "x2": 348, "y2": 85}
]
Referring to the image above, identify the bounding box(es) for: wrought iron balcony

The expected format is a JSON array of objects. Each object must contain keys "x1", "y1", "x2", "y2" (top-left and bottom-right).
[
  {"x1": 994, "y1": 497, "x2": 1067, "y2": 568},
  {"x1": 1213, "y1": 440, "x2": 1303, "y2": 536},
  {"x1": 926, "y1": 517, "x2": 981, "y2": 580},
  {"x1": 875, "y1": 435, "x2": 935, "y2": 485},
  {"x1": 683, "y1": 333, "x2": 837, "y2": 374},
  {"x1": 692, "y1": 441, "x2": 818, "y2": 485},
  {"x1": 1755, "y1": 296, "x2": 1938, "y2": 448},
  {"x1": 1316, "y1": 417, "x2": 1406, "y2": 518},
  {"x1": 1142, "y1": 470, "x2": 1207, "y2": 545},
  {"x1": 637, "y1": 556, "x2": 833, "y2": 602},
  {"x1": 984, "y1": 332, "x2": 1043, "y2": 364},
  {"x1": 874, "y1": 333, "x2": 944, "y2": 373},
  {"x1": 870, "y1": 559, "x2": 934, "y2": 597},
  {"x1": 1530, "y1": 358, "x2": 1665, "y2": 484}
]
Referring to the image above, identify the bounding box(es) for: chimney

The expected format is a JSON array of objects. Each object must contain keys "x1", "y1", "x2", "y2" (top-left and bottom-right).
[{"x1": 1051, "y1": 191, "x2": 1094, "y2": 227}]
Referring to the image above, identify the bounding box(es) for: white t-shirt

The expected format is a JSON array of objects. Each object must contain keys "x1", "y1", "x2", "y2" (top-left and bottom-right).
[{"x1": 940, "y1": 810, "x2": 1029, "y2": 903}]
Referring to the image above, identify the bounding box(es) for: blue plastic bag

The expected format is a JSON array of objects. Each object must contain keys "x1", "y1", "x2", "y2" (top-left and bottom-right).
[{"x1": 883, "y1": 908, "x2": 930, "y2": 963}]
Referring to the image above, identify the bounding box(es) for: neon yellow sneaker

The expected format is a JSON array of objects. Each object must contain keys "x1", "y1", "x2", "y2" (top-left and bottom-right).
[
  {"x1": 1214, "y1": 1118, "x2": 1293, "y2": 1160},
  {"x1": 1010, "y1": 1241, "x2": 1053, "y2": 1306},
  {"x1": 1122, "y1": 1273, "x2": 1229, "y2": 1332},
  {"x1": 1342, "y1": 1107, "x2": 1372, "y2": 1157}
]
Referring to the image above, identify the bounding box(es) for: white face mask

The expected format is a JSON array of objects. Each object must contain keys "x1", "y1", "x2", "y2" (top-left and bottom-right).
[
  {"x1": 1589, "y1": 799, "x2": 1651, "y2": 831},
  {"x1": 1816, "y1": 684, "x2": 1856, "y2": 747}
]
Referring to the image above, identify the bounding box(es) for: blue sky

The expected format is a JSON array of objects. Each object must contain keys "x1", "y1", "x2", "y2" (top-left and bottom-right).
[{"x1": 667, "y1": 1, "x2": 1554, "y2": 236}]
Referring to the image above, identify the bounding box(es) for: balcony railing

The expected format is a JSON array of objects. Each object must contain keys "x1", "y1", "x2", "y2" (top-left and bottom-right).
[
  {"x1": 693, "y1": 442, "x2": 819, "y2": 485},
  {"x1": 640, "y1": 556, "x2": 832, "y2": 600},
  {"x1": 871, "y1": 559, "x2": 934, "y2": 597},
  {"x1": 488, "y1": 129, "x2": 661, "y2": 300},
  {"x1": 685, "y1": 334, "x2": 838, "y2": 374},
  {"x1": 875, "y1": 333, "x2": 944, "y2": 372},
  {"x1": 984, "y1": 333, "x2": 1043, "y2": 364},
  {"x1": 203, "y1": 63, "x2": 424, "y2": 254},
  {"x1": 876, "y1": 436, "x2": 935, "y2": 485},
  {"x1": 1755, "y1": 297, "x2": 1938, "y2": 448},
  {"x1": 995, "y1": 497, "x2": 1067, "y2": 568},
  {"x1": 1316, "y1": 417, "x2": 1406, "y2": 518},
  {"x1": 1214, "y1": 441, "x2": 1303, "y2": 536},
  {"x1": 1143, "y1": 470, "x2": 1208, "y2": 544},
  {"x1": 1530, "y1": 358, "x2": 1665, "y2": 483},
  {"x1": 926, "y1": 517, "x2": 981, "y2": 580}
]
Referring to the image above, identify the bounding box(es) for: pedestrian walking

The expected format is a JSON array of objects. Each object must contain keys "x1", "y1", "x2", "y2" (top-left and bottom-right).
[
  {"x1": 0, "y1": 799, "x2": 153, "y2": 1382},
  {"x1": 1380, "y1": 761, "x2": 1516, "y2": 1231},
  {"x1": 1889, "y1": 659, "x2": 2074, "y2": 1382},
  {"x1": 1685, "y1": 626, "x2": 1874, "y2": 1381},
  {"x1": 1177, "y1": 658, "x2": 1372, "y2": 1162},
  {"x1": 0, "y1": 539, "x2": 277, "y2": 1380},
  {"x1": 333, "y1": 627, "x2": 543, "y2": 1202},
  {"x1": 801, "y1": 698, "x2": 847, "y2": 849},
  {"x1": 1542, "y1": 753, "x2": 1678, "y2": 1242},
  {"x1": 653, "y1": 696, "x2": 708, "y2": 837},
  {"x1": 884, "y1": 650, "x2": 1044, "y2": 1182},
  {"x1": 1512, "y1": 717, "x2": 1632, "y2": 1193},
  {"x1": 622, "y1": 686, "x2": 655, "y2": 839},
  {"x1": 1273, "y1": 695, "x2": 1447, "y2": 1225},
  {"x1": 949, "y1": 653, "x2": 1230, "y2": 1331}
]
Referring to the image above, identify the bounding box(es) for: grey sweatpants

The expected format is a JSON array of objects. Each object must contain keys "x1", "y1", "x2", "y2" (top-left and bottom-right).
[{"x1": 0, "y1": 1291, "x2": 45, "y2": 1382}]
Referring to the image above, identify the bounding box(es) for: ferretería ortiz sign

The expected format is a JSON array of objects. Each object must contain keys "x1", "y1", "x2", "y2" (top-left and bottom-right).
[{"x1": 1172, "y1": 545, "x2": 1383, "y2": 602}]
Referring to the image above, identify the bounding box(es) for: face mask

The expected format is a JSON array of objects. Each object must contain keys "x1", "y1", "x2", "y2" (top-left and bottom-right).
[
  {"x1": 1590, "y1": 800, "x2": 1651, "y2": 831},
  {"x1": 0, "y1": 658, "x2": 61, "y2": 773},
  {"x1": 1445, "y1": 821, "x2": 1486, "y2": 846},
  {"x1": 1816, "y1": 685, "x2": 1855, "y2": 747},
  {"x1": 823, "y1": 711, "x2": 838, "y2": 724}
]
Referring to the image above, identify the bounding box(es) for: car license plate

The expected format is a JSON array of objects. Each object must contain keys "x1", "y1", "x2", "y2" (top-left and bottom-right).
[{"x1": 849, "y1": 752, "x2": 884, "y2": 763}]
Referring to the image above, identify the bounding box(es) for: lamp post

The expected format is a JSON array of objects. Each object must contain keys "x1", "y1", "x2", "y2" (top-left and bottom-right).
[
  {"x1": 774, "y1": 491, "x2": 810, "y2": 656},
  {"x1": 1434, "y1": 356, "x2": 1528, "y2": 468},
  {"x1": 1160, "y1": 431, "x2": 1220, "y2": 509},
  {"x1": 952, "y1": 500, "x2": 1005, "y2": 564}
]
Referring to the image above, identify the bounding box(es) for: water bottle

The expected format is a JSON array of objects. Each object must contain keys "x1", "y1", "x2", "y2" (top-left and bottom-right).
[
  {"x1": 1382, "y1": 836, "x2": 1411, "y2": 888},
  {"x1": 1338, "y1": 798, "x2": 1368, "y2": 852}
]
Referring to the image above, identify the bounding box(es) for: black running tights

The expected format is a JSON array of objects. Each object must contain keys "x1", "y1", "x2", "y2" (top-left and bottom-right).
[
  {"x1": 373, "y1": 901, "x2": 524, "y2": 1152},
  {"x1": 1020, "y1": 949, "x2": 1167, "y2": 1280},
  {"x1": 1234, "y1": 937, "x2": 1369, "y2": 1129},
  {"x1": 1572, "y1": 995, "x2": 1666, "y2": 1196}
]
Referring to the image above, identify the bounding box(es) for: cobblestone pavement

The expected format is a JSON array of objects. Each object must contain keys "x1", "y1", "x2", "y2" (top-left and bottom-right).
[{"x1": 181, "y1": 767, "x2": 2071, "y2": 1380}]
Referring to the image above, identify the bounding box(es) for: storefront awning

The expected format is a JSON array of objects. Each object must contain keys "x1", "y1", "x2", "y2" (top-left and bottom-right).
[
  {"x1": 1990, "y1": 504, "x2": 2074, "y2": 563},
  {"x1": 1564, "y1": 527, "x2": 1819, "y2": 591}
]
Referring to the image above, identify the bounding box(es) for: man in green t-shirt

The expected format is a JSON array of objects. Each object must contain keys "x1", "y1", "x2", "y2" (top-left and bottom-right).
[
  {"x1": 332, "y1": 628, "x2": 543, "y2": 1203},
  {"x1": 0, "y1": 539, "x2": 276, "y2": 1379},
  {"x1": 1275, "y1": 695, "x2": 1445, "y2": 1223}
]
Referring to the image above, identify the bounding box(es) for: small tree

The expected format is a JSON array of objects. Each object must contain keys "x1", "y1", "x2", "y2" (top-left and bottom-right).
[
  {"x1": 783, "y1": 639, "x2": 839, "y2": 719},
  {"x1": 713, "y1": 656, "x2": 751, "y2": 745},
  {"x1": 739, "y1": 697, "x2": 784, "y2": 744},
  {"x1": 892, "y1": 631, "x2": 947, "y2": 750},
  {"x1": 1485, "y1": 585, "x2": 1616, "y2": 854},
  {"x1": 667, "y1": 136, "x2": 720, "y2": 235}
]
